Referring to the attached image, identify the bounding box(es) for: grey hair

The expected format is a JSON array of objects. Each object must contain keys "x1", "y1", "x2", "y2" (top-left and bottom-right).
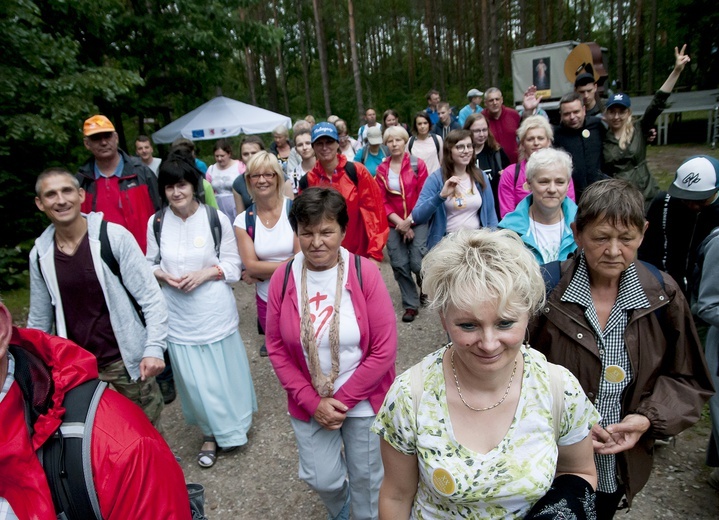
[
  {"x1": 485, "y1": 87, "x2": 502, "y2": 98},
  {"x1": 421, "y1": 229, "x2": 546, "y2": 318},
  {"x1": 525, "y1": 148, "x2": 573, "y2": 183},
  {"x1": 36, "y1": 168, "x2": 80, "y2": 196},
  {"x1": 273, "y1": 125, "x2": 289, "y2": 137}
]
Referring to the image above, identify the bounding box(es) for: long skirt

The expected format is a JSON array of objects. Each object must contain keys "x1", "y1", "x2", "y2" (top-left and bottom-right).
[{"x1": 168, "y1": 329, "x2": 257, "y2": 447}]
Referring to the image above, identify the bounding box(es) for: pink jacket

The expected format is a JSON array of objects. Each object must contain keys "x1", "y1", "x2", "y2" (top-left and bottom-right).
[
  {"x1": 265, "y1": 253, "x2": 397, "y2": 421},
  {"x1": 375, "y1": 153, "x2": 429, "y2": 225},
  {"x1": 497, "y1": 160, "x2": 576, "y2": 218}
]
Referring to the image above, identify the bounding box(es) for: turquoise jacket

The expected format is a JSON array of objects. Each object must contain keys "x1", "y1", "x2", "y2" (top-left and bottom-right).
[{"x1": 498, "y1": 194, "x2": 577, "y2": 264}]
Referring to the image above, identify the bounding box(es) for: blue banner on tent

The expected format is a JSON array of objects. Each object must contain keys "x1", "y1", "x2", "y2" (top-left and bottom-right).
[{"x1": 192, "y1": 129, "x2": 205, "y2": 138}]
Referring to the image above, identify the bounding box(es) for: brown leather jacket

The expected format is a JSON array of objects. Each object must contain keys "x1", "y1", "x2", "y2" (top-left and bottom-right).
[{"x1": 530, "y1": 257, "x2": 714, "y2": 503}]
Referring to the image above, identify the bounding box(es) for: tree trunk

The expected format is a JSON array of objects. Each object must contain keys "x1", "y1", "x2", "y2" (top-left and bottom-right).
[
  {"x1": 617, "y1": 0, "x2": 625, "y2": 90},
  {"x1": 311, "y1": 0, "x2": 332, "y2": 116},
  {"x1": 424, "y1": 0, "x2": 439, "y2": 87},
  {"x1": 347, "y1": 0, "x2": 364, "y2": 120},
  {"x1": 295, "y1": 0, "x2": 312, "y2": 114},
  {"x1": 262, "y1": 52, "x2": 279, "y2": 112},
  {"x1": 647, "y1": 0, "x2": 657, "y2": 93},
  {"x1": 273, "y1": 0, "x2": 290, "y2": 115},
  {"x1": 245, "y1": 48, "x2": 257, "y2": 105}
]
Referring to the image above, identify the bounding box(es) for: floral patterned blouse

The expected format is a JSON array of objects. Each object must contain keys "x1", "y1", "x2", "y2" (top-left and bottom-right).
[{"x1": 372, "y1": 345, "x2": 600, "y2": 519}]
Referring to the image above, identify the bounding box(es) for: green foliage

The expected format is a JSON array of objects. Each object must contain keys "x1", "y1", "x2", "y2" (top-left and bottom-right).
[{"x1": 0, "y1": 244, "x2": 30, "y2": 291}]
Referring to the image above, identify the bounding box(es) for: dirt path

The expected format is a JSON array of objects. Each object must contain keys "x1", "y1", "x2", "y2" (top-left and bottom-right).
[{"x1": 164, "y1": 257, "x2": 719, "y2": 518}]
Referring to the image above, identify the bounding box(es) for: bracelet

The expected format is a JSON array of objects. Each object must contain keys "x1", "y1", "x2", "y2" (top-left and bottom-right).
[{"x1": 215, "y1": 265, "x2": 224, "y2": 280}]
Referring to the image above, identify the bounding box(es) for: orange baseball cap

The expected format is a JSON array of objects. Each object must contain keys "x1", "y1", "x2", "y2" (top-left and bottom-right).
[{"x1": 83, "y1": 115, "x2": 116, "y2": 136}]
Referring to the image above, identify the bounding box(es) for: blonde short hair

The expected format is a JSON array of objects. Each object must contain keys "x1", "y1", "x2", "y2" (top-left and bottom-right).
[
  {"x1": 245, "y1": 151, "x2": 285, "y2": 201},
  {"x1": 421, "y1": 229, "x2": 546, "y2": 317},
  {"x1": 383, "y1": 125, "x2": 409, "y2": 144},
  {"x1": 517, "y1": 115, "x2": 554, "y2": 162}
]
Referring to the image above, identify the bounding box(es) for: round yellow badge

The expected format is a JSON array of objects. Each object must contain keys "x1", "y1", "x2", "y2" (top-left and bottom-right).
[
  {"x1": 604, "y1": 365, "x2": 626, "y2": 384},
  {"x1": 193, "y1": 236, "x2": 206, "y2": 248},
  {"x1": 582, "y1": 129, "x2": 590, "y2": 138},
  {"x1": 432, "y1": 467, "x2": 456, "y2": 496}
]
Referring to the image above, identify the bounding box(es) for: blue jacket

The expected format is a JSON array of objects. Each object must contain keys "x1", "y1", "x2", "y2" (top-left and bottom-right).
[
  {"x1": 498, "y1": 194, "x2": 577, "y2": 264},
  {"x1": 411, "y1": 169, "x2": 498, "y2": 250}
]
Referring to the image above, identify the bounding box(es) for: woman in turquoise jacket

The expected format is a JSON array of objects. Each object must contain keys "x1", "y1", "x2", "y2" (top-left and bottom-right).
[
  {"x1": 411, "y1": 129, "x2": 497, "y2": 249},
  {"x1": 499, "y1": 148, "x2": 577, "y2": 264}
]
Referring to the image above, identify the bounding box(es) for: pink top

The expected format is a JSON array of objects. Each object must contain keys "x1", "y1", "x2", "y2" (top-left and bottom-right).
[
  {"x1": 265, "y1": 253, "x2": 397, "y2": 421},
  {"x1": 497, "y1": 160, "x2": 576, "y2": 218}
]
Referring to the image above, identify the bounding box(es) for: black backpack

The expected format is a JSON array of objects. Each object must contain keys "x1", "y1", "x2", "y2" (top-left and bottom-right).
[
  {"x1": 11, "y1": 345, "x2": 208, "y2": 520},
  {"x1": 244, "y1": 198, "x2": 293, "y2": 241},
  {"x1": 298, "y1": 162, "x2": 360, "y2": 192},
  {"x1": 152, "y1": 204, "x2": 222, "y2": 261},
  {"x1": 407, "y1": 134, "x2": 440, "y2": 156}
]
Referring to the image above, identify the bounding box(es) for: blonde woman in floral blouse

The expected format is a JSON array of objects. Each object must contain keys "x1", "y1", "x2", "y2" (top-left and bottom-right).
[{"x1": 372, "y1": 229, "x2": 599, "y2": 519}]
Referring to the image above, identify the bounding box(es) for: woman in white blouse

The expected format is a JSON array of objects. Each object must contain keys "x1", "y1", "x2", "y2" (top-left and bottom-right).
[
  {"x1": 235, "y1": 151, "x2": 299, "y2": 357},
  {"x1": 208, "y1": 138, "x2": 245, "y2": 222},
  {"x1": 147, "y1": 157, "x2": 257, "y2": 468}
]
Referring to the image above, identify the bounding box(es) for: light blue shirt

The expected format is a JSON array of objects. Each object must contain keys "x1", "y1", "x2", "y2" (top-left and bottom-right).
[{"x1": 458, "y1": 103, "x2": 483, "y2": 126}]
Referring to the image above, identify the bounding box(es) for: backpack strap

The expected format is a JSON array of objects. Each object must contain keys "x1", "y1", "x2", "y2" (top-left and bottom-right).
[
  {"x1": 431, "y1": 133, "x2": 440, "y2": 154},
  {"x1": 100, "y1": 220, "x2": 146, "y2": 326},
  {"x1": 354, "y1": 253, "x2": 363, "y2": 289},
  {"x1": 245, "y1": 203, "x2": 257, "y2": 242},
  {"x1": 345, "y1": 162, "x2": 359, "y2": 186},
  {"x1": 361, "y1": 145, "x2": 369, "y2": 164},
  {"x1": 380, "y1": 144, "x2": 390, "y2": 157},
  {"x1": 512, "y1": 163, "x2": 520, "y2": 188},
  {"x1": 152, "y1": 209, "x2": 164, "y2": 263},
  {"x1": 407, "y1": 136, "x2": 415, "y2": 154},
  {"x1": 282, "y1": 253, "x2": 361, "y2": 299},
  {"x1": 547, "y1": 362, "x2": 565, "y2": 442},
  {"x1": 42, "y1": 379, "x2": 107, "y2": 520},
  {"x1": 205, "y1": 205, "x2": 222, "y2": 258}
]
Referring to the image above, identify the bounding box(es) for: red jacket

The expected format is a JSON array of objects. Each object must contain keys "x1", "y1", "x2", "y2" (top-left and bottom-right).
[
  {"x1": 375, "y1": 153, "x2": 429, "y2": 225},
  {"x1": 77, "y1": 149, "x2": 161, "y2": 253},
  {"x1": 302, "y1": 154, "x2": 388, "y2": 262},
  {"x1": 0, "y1": 328, "x2": 190, "y2": 520}
]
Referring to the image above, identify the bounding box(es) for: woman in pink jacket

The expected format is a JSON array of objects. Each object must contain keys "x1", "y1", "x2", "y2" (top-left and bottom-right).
[
  {"x1": 265, "y1": 187, "x2": 397, "y2": 520},
  {"x1": 375, "y1": 125, "x2": 429, "y2": 323}
]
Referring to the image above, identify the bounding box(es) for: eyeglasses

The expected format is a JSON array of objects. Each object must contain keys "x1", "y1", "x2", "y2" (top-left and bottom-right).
[
  {"x1": 453, "y1": 144, "x2": 473, "y2": 153},
  {"x1": 248, "y1": 172, "x2": 275, "y2": 180}
]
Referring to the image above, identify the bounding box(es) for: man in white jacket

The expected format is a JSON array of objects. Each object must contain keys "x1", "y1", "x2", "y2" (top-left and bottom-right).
[{"x1": 28, "y1": 167, "x2": 168, "y2": 427}]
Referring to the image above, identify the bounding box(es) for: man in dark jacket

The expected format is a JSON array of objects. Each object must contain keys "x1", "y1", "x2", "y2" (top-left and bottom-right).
[
  {"x1": 639, "y1": 155, "x2": 719, "y2": 294},
  {"x1": 553, "y1": 92, "x2": 606, "y2": 200},
  {"x1": 77, "y1": 115, "x2": 161, "y2": 253}
]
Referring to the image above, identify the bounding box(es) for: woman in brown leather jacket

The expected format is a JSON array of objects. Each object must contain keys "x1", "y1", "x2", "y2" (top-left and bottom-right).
[{"x1": 530, "y1": 179, "x2": 714, "y2": 519}]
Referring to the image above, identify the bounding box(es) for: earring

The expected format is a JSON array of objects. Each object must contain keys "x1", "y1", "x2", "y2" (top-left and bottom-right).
[{"x1": 524, "y1": 328, "x2": 530, "y2": 348}]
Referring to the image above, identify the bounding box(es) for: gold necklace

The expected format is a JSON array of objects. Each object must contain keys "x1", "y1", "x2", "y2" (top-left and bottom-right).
[{"x1": 450, "y1": 348, "x2": 518, "y2": 412}]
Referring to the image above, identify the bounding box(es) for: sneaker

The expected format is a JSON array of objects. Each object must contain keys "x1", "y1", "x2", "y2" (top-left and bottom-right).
[
  {"x1": 402, "y1": 309, "x2": 418, "y2": 323},
  {"x1": 259, "y1": 344, "x2": 268, "y2": 357},
  {"x1": 159, "y1": 379, "x2": 176, "y2": 405}
]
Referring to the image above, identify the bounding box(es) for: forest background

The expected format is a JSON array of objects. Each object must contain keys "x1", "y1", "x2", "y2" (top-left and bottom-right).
[{"x1": 1, "y1": 0, "x2": 718, "y2": 287}]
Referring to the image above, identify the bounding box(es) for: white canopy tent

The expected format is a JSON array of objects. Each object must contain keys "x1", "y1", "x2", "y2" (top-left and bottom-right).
[{"x1": 152, "y1": 96, "x2": 291, "y2": 144}]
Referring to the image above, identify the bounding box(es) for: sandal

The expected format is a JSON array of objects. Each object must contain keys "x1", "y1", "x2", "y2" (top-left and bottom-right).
[{"x1": 197, "y1": 436, "x2": 217, "y2": 468}]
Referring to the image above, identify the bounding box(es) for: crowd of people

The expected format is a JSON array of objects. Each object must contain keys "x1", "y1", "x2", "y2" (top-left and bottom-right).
[{"x1": 2, "y1": 43, "x2": 719, "y2": 520}]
